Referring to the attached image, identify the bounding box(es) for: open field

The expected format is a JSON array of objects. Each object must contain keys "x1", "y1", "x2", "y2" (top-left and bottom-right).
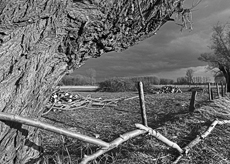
[{"x1": 41, "y1": 91, "x2": 230, "y2": 164}]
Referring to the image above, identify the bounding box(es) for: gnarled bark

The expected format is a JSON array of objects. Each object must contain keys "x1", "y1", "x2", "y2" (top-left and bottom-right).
[
  {"x1": 219, "y1": 65, "x2": 230, "y2": 92},
  {"x1": 0, "y1": 0, "x2": 184, "y2": 163}
]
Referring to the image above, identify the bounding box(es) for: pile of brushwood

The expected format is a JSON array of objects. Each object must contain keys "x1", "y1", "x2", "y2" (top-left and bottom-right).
[
  {"x1": 149, "y1": 86, "x2": 182, "y2": 94},
  {"x1": 43, "y1": 91, "x2": 138, "y2": 115}
]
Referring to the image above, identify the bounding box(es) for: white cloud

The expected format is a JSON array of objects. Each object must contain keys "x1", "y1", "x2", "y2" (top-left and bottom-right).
[
  {"x1": 169, "y1": 33, "x2": 210, "y2": 53},
  {"x1": 110, "y1": 65, "x2": 135, "y2": 71},
  {"x1": 198, "y1": 8, "x2": 230, "y2": 26}
]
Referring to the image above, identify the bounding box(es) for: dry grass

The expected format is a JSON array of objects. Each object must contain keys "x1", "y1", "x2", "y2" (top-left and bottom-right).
[{"x1": 41, "y1": 91, "x2": 230, "y2": 164}]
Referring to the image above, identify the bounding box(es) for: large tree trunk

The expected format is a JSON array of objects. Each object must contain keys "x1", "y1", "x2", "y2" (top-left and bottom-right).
[
  {"x1": 219, "y1": 65, "x2": 230, "y2": 92},
  {"x1": 0, "y1": 0, "x2": 183, "y2": 163}
]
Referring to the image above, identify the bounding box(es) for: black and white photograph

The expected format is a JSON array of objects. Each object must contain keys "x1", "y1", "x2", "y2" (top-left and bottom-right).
[{"x1": 0, "y1": 0, "x2": 230, "y2": 163}]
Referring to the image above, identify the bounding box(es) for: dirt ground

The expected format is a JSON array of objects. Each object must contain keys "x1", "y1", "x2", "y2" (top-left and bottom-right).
[{"x1": 41, "y1": 91, "x2": 230, "y2": 164}]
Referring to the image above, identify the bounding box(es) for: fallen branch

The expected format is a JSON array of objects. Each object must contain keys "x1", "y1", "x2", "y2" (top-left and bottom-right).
[
  {"x1": 0, "y1": 112, "x2": 110, "y2": 148},
  {"x1": 80, "y1": 124, "x2": 184, "y2": 164},
  {"x1": 51, "y1": 102, "x2": 118, "y2": 111},
  {"x1": 216, "y1": 120, "x2": 230, "y2": 125},
  {"x1": 42, "y1": 102, "x2": 55, "y2": 116},
  {"x1": 173, "y1": 119, "x2": 230, "y2": 164},
  {"x1": 135, "y1": 124, "x2": 183, "y2": 153},
  {"x1": 123, "y1": 95, "x2": 139, "y2": 101},
  {"x1": 80, "y1": 129, "x2": 147, "y2": 164}
]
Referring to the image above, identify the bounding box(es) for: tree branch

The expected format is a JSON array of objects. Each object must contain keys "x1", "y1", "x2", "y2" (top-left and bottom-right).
[
  {"x1": 135, "y1": 124, "x2": 183, "y2": 153},
  {"x1": 80, "y1": 129, "x2": 147, "y2": 164},
  {"x1": 0, "y1": 112, "x2": 110, "y2": 147},
  {"x1": 173, "y1": 119, "x2": 230, "y2": 164}
]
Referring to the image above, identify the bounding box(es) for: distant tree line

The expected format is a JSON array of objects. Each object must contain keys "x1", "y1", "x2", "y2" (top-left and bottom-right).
[
  {"x1": 176, "y1": 76, "x2": 211, "y2": 84},
  {"x1": 175, "y1": 69, "x2": 212, "y2": 85},
  {"x1": 59, "y1": 72, "x2": 215, "y2": 87},
  {"x1": 59, "y1": 68, "x2": 220, "y2": 87},
  {"x1": 59, "y1": 74, "x2": 177, "y2": 87},
  {"x1": 59, "y1": 69, "x2": 97, "y2": 86},
  {"x1": 59, "y1": 75, "x2": 95, "y2": 86}
]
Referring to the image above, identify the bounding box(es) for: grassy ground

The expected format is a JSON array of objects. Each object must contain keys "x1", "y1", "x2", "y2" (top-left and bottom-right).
[{"x1": 41, "y1": 91, "x2": 230, "y2": 164}]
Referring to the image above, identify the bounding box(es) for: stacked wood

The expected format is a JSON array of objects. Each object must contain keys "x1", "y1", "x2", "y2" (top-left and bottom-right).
[
  {"x1": 150, "y1": 86, "x2": 182, "y2": 94},
  {"x1": 50, "y1": 91, "x2": 80, "y2": 104}
]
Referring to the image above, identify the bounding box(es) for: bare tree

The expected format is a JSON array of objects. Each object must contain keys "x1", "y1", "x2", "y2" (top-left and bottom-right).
[
  {"x1": 177, "y1": 77, "x2": 188, "y2": 84},
  {"x1": 198, "y1": 23, "x2": 230, "y2": 91},
  {"x1": 86, "y1": 68, "x2": 97, "y2": 85},
  {"x1": 186, "y1": 69, "x2": 195, "y2": 84},
  {"x1": 0, "y1": 0, "x2": 187, "y2": 163}
]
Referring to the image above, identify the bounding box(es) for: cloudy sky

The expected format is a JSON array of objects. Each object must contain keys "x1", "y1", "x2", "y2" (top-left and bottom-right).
[{"x1": 73, "y1": 0, "x2": 230, "y2": 82}]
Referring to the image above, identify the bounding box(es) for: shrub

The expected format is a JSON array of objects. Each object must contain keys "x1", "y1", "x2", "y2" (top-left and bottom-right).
[
  {"x1": 98, "y1": 76, "x2": 162, "y2": 92},
  {"x1": 99, "y1": 78, "x2": 136, "y2": 92}
]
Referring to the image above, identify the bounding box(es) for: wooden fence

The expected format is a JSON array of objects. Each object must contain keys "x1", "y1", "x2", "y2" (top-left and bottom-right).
[{"x1": 0, "y1": 82, "x2": 229, "y2": 163}]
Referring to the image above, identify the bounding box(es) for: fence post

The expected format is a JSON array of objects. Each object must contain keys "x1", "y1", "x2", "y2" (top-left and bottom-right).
[
  {"x1": 138, "y1": 82, "x2": 148, "y2": 127},
  {"x1": 211, "y1": 88, "x2": 214, "y2": 100},
  {"x1": 225, "y1": 83, "x2": 228, "y2": 94},
  {"x1": 221, "y1": 82, "x2": 224, "y2": 97},
  {"x1": 216, "y1": 83, "x2": 220, "y2": 98},
  {"x1": 189, "y1": 91, "x2": 197, "y2": 112},
  {"x1": 208, "y1": 83, "x2": 212, "y2": 101}
]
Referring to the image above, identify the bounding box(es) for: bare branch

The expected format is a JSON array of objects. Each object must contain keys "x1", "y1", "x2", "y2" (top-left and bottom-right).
[
  {"x1": 135, "y1": 124, "x2": 183, "y2": 153},
  {"x1": 136, "y1": 0, "x2": 145, "y2": 26},
  {"x1": 0, "y1": 112, "x2": 110, "y2": 148},
  {"x1": 191, "y1": 0, "x2": 203, "y2": 10},
  {"x1": 80, "y1": 129, "x2": 147, "y2": 164},
  {"x1": 212, "y1": 24, "x2": 230, "y2": 62},
  {"x1": 173, "y1": 119, "x2": 230, "y2": 164},
  {"x1": 175, "y1": 0, "x2": 202, "y2": 31}
]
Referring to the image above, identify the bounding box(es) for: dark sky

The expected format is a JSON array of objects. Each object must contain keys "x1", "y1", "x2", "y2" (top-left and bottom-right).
[{"x1": 73, "y1": 0, "x2": 230, "y2": 81}]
